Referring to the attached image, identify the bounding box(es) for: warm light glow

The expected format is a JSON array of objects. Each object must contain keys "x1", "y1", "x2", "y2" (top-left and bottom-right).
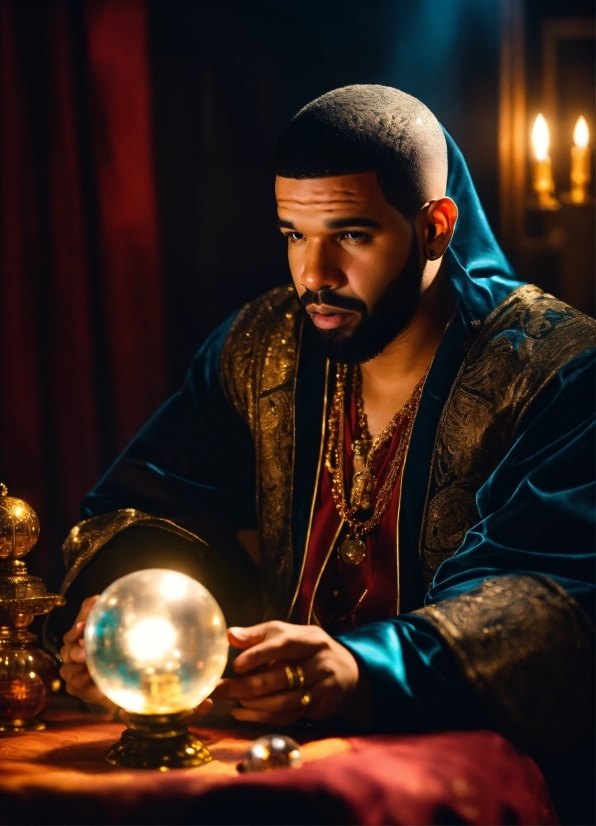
[
  {"x1": 159, "y1": 572, "x2": 188, "y2": 601},
  {"x1": 85, "y1": 569, "x2": 229, "y2": 715},
  {"x1": 126, "y1": 617, "x2": 176, "y2": 662},
  {"x1": 574, "y1": 116, "x2": 589, "y2": 148},
  {"x1": 532, "y1": 114, "x2": 550, "y2": 161}
]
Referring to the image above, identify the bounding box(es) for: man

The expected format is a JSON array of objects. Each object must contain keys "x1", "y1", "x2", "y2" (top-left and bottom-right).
[{"x1": 50, "y1": 87, "x2": 594, "y2": 767}]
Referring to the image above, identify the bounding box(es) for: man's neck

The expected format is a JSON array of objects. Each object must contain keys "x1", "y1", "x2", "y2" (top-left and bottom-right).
[{"x1": 359, "y1": 265, "x2": 454, "y2": 438}]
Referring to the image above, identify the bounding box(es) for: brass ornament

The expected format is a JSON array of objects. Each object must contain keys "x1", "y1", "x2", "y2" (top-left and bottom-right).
[
  {"x1": 339, "y1": 537, "x2": 367, "y2": 566},
  {"x1": 0, "y1": 484, "x2": 64, "y2": 732},
  {"x1": 0, "y1": 482, "x2": 40, "y2": 559},
  {"x1": 104, "y1": 711, "x2": 212, "y2": 770}
]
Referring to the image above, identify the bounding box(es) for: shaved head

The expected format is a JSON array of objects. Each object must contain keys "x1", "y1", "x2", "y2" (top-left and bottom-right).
[{"x1": 273, "y1": 85, "x2": 447, "y2": 220}]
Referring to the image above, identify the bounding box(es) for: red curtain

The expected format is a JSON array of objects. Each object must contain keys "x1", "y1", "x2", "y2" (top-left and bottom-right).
[{"x1": 0, "y1": 0, "x2": 166, "y2": 588}]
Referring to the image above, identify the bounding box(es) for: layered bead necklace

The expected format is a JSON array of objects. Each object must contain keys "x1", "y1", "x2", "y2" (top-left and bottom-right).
[{"x1": 324, "y1": 363, "x2": 428, "y2": 565}]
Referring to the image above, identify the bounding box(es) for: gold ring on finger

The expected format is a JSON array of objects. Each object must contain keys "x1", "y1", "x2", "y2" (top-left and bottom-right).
[
  {"x1": 284, "y1": 665, "x2": 297, "y2": 690},
  {"x1": 294, "y1": 665, "x2": 305, "y2": 690},
  {"x1": 299, "y1": 690, "x2": 312, "y2": 707}
]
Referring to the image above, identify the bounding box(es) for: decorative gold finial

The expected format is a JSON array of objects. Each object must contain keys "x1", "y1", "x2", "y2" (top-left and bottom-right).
[
  {"x1": 0, "y1": 484, "x2": 64, "y2": 731},
  {"x1": 0, "y1": 484, "x2": 41, "y2": 559}
]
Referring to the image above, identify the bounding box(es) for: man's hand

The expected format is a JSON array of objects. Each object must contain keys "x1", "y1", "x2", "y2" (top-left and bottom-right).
[
  {"x1": 214, "y1": 621, "x2": 371, "y2": 727},
  {"x1": 60, "y1": 596, "x2": 214, "y2": 720},
  {"x1": 59, "y1": 595, "x2": 115, "y2": 711}
]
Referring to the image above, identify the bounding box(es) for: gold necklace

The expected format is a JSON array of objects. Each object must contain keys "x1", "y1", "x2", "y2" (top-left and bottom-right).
[{"x1": 325, "y1": 363, "x2": 428, "y2": 565}]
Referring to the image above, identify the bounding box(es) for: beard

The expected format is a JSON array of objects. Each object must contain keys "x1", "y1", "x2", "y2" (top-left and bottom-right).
[{"x1": 301, "y1": 234, "x2": 424, "y2": 364}]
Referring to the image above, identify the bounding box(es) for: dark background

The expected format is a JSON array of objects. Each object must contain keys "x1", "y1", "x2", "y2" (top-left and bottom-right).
[
  {"x1": 0, "y1": 0, "x2": 593, "y2": 589},
  {"x1": 149, "y1": 0, "x2": 505, "y2": 384}
]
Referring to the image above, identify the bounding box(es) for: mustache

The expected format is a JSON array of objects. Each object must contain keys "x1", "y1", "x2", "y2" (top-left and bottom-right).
[{"x1": 299, "y1": 288, "x2": 366, "y2": 314}]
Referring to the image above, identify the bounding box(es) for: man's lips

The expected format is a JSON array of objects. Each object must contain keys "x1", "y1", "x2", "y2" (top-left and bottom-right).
[{"x1": 305, "y1": 303, "x2": 358, "y2": 330}]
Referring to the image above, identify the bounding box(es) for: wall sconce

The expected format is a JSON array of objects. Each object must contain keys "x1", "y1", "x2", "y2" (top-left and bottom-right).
[
  {"x1": 531, "y1": 112, "x2": 592, "y2": 210},
  {"x1": 531, "y1": 114, "x2": 559, "y2": 210},
  {"x1": 570, "y1": 116, "x2": 591, "y2": 204}
]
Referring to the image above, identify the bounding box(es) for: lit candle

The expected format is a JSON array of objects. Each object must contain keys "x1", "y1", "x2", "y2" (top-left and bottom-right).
[
  {"x1": 570, "y1": 116, "x2": 591, "y2": 204},
  {"x1": 531, "y1": 114, "x2": 557, "y2": 209}
]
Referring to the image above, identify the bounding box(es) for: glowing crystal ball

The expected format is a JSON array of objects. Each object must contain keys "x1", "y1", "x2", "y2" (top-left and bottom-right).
[{"x1": 84, "y1": 569, "x2": 228, "y2": 715}]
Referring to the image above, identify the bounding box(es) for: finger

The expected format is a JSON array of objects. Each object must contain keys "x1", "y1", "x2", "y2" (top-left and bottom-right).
[
  {"x1": 64, "y1": 673, "x2": 94, "y2": 696},
  {"x1": 78, "y1": 595, "x2": 100, "y2": 620},
  {"x1": 187, "y1": 699, "x2": 213, "y2": 722},
  {"x1": 70, "y1": 643, "x2": 86, "y2": 663},
  {"x1": 230, "y1": 707, "x2": 302, "y2": 726},
  {"x1": 228, "y1": 620, "x2": 308, "y2": 651},
  {"x1": 68, "y1": 667, "x2": 95, "y2": 691},
  {"x1": 62, "y1": 620, "x2": 86, "y2": 646},
  {"x1": 59, "y1": 662, "x2": 87, "y2": 683},
  {"x1": 66, "y1": 682, "x2": 108, "y2": 707},
  {"x1": 215, "y1": 666, "x2": 293, "y2": 699},
  {"x1": 237, "y1": 689, "x2": 303, "y2": 713},
  {"x1": 60, "y1": 639, "x2": 87, "y2": 666},
  {"x1": 62, "y1": 597, "x2": 100, "y2": 646},
  {"x1": 227, "y1": 625, "x2": 269, "y2": 650},
  {"x1": 234, "y1": 638, "x2": 317, "y2": 674}
]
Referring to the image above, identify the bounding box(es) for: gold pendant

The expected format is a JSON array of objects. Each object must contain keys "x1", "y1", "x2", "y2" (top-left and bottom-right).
[
  {"x1": 351, "y1": 439, "x2": 372, "y2": 457},
  {"x1": 359, "y1": 478, "x2": 374, "y2": 510},
  {"x1": 339, "y1": 537, "x2": 367, "y2": 565},
  {"x1": 350, "y1": 471, "x2": 365, "y2": 508}
]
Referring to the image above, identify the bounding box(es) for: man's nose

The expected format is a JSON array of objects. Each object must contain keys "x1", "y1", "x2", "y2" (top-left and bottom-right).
[{"x1": 300, "y1": 242, "x2": 344, "y2": 291}]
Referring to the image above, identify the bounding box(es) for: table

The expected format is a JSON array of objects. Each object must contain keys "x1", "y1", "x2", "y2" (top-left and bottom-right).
[{"x1": 0, "y1": 702, "x2": 558, "y2": 825}]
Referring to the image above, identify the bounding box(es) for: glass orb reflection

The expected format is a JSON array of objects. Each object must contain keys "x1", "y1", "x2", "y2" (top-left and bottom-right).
[
  {"x1": 84, "y1": 569, "x2": 228, "y2": 715},
  {"x1": 240, "y1": 735, "x2": 304, "y2": 772},
  {"x1": 0, "y1": 647, "x2": 58, "y2": 724}
]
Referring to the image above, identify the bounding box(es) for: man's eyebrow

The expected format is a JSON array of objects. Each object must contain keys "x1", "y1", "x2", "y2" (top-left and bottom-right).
[
  {"x1": 277, "y1": 217, "x2": 382, "y2": 230},
  {"x1": 325, "y1": 217, "x2": 381, "y2": 229}
]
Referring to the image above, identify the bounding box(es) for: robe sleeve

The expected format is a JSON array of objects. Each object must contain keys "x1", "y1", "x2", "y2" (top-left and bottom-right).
[{"x1": 337, "y1": 349, "x2": 595, "y2": 760}]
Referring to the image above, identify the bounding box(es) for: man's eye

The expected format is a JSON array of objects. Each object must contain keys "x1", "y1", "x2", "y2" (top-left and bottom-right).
[
  {"x1": 342, "y1": 231, "x2": 369, "y2": 242},
  {"x1": 286, "y1": 231, "x2": 304, "y2": 242}
]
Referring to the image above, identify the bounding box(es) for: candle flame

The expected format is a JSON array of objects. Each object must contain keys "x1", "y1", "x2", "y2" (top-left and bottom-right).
[
  {"x1": 532, "y1": 114, "x2": 550, "y2": 161},
  {"x1": 574, "y1": 116, "x2": 589, "y2": 149}
]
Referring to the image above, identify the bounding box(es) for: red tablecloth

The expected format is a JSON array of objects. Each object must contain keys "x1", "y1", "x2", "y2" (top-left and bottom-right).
[{"x1": 0, "y1": 705, "x2": 558, "y2": 825}]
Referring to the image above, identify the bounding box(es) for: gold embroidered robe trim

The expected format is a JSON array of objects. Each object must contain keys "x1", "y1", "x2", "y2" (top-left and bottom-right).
[
  {"x1": 220, "y1": 285, "x2": 303, "y2": 619},
  {"x1": 420, "y1": 285, "x2": 596, "y2": 586},
  {"x1": 43, "y1": 508, "x2": 214, "y2": 656},
  {"x1": 414, "y1": 575, "x2": 595, "y2": 758}
]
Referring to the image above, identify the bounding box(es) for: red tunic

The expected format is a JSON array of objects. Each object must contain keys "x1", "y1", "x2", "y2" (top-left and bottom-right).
[{"x1": 293, "y1": 385, "x2": 414, "y2": 634}]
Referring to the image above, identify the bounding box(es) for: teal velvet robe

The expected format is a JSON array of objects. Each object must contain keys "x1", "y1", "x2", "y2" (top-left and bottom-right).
[{"x1": 56, "y1": 133, "x2": 595, "y2": 761}]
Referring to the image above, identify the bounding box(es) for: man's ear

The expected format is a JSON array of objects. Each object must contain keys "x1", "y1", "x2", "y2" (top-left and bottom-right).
[{"x1": 418, "y1": 197, "x2": 458, "y2": 261}]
